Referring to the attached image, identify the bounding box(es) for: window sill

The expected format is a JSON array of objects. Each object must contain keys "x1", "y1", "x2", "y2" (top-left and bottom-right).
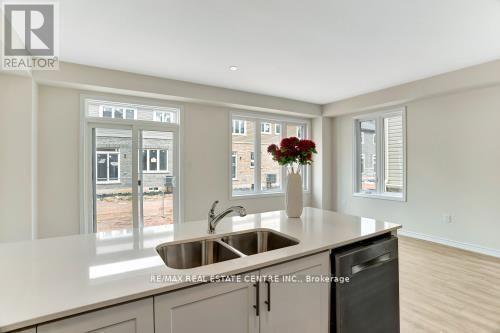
[
  {"x1": 230, "y1": 190, "x2": 311, "y2": 200},
  {"x1": 353, "y1": 192, "x2": 406, "y2": 202}
]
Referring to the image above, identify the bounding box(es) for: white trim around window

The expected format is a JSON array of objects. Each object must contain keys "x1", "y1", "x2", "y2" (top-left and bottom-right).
[
  {"x1": 352, "y1": 107, "x2": 407, "y2": 201},
  {"x1": 230, "y1": 111, "x2": 311, "y2": 199},
  {"x1": 80, "y1": 94, "x2": 184, "y2": 234}
]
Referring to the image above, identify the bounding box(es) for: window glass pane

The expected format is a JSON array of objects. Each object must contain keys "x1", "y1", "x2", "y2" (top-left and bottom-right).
[
  {"x1": 97, "y1": 153, "x2": 108, "y2": 181},
  {"x1": 87, "y1": 100, "x2": 179, "y2": 123},
  {"x1": 261, "y1": 122, "x2": 271, "y2": 134},
  {"x1": 250, "y1": 152, "x2": 255, "y2": 168},
  {"x1": 102, "y1": 107, "x2": 112, "y2": 118},
  {"x1": 126, "y1": 109, "x2": 135, "y2": 119},
  {"x1": 232, "y1": 119, "x2": 246, "y2": 134},
  {"x1": 160, "y1": 150, "x2": 167, "y2": 171},
  {"x1": 109, "y1": 153, "x2": 119, "y2": 180},
  {"x1": 261, "y1": 121, "x2": 281, "y2": 191},
  {"x1": 275, "y1": 124, "x2": 281, "y2": 134},
  {"x1": 232, "y1": 120, "x2": 255, "y2": 194},
  {"x1": 359, "y1": 120, "x2": 377, "y2": 193},
  {"x1": 286, "y1": 124, "x2": 305, "y2": 139},
  {"x1": 286, "y1": 124, "x2": 307, "y2": 190},
  {"x1": 114, "y1": 108, "x2": 124, "y2": 119},
  {"x1": 149, "y1": 150, "x2": 158, "y2": 171},
  {"x1": 154, "y1": 111, "x2": 171, "y2": 123},
  {"x1": 231, "y1": 152, "x2": 237, "y2": 180},
  {"x1": 384, "y1": 115, "x2": 404, "y2": 194}
]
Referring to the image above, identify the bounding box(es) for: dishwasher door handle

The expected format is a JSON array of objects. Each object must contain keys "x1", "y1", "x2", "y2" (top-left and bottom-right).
[{"x1": 351, "y1": 252, "x2": 392, "y2": 274}]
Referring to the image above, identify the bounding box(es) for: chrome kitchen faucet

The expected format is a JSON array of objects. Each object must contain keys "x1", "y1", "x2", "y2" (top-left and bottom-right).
[{"x1": 208, "y1": 200, "x2": 247, "y2": 234}]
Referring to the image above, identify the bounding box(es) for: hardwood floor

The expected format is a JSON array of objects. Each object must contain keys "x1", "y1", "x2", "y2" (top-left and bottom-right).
[{"x1": 399, "y1": 236, "x2": 500, "y2": 333}]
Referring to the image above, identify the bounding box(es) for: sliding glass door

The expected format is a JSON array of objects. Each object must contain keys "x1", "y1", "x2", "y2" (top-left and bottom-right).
[
  {"x1": 89, "y1": 124, "x2": 178, "y2": 232},
  {"x1": 138, "y1": 129, "x2": 177, "y2": 228}
]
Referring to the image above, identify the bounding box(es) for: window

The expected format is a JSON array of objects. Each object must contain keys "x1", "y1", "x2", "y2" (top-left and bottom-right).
[
  {"x1": 96, "y1": 149, "x2": 120, "y2": 183},
  {"x1": 275, "y1": 124, "x2": 281, "y2": 134},
  {"x1": 142, "y1": 149, "x2": 168, "y2": 172},
  {"x1": 232, "y1": 119, "x2": 246, "y2": 135},
  {"x1": 296, "y1": 126, "x2": 303, "y2": 138},
  {"x1": 231, "y1": 113, "x2": 310, "y2": 197},
  {"x1": 231, "y1": 152, "x2": 237, "y2": 180},
  {"x1": 99, "y1": 106, "x2": 137, "y2": 120},
  {"x1": 154, "y1": 111, "x2": 172, "y2": 123},
  {"x1": 353, "y1": 108, "x2": 406, "y2": 200},
  {"x1": 261, "y1": 122, "x2": 271, "y2": 134},
  {"x1": 83, "y1": 97, "x2": 181, "y2": 233}
]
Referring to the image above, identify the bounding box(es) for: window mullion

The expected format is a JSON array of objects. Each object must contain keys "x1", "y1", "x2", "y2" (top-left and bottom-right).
[
  {"x1": 106, "y1": 153, "x2": 110, "y2": 182},
  {"x1": 376, "y1": 116, "x2": 384, "y2": 194},
  {"x1": 255, "y1": 119, "x2": 261, "y2": 194},
  {"x1": 281, "y1": 121, "x2": 287, "y2": 191}
]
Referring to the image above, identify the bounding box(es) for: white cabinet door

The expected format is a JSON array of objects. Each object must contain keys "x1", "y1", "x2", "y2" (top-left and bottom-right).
[
  {"x1": 155, "y1": 273, "x2": 259, "y2": 333},
  {"x1": 37, "y1": 298, "x2": 154, "y2": 333},
  {"x1": 259, "y1": 252, "x2": 330, "y2": 333}
]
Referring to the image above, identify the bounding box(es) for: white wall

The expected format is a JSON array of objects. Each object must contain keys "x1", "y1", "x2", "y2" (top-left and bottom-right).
[
  {"x1": 37, "y1": 85, "x2": 312, "y2": 238},
  {"x1": 0, "y1": 74, "x2": 35, "y2": 242},
  {"x1": 37, "y1": 86, "x2": 81, "y2": 238},
  {"x1": 331, "y1": 85, "x2": 500, "y2": 254}
]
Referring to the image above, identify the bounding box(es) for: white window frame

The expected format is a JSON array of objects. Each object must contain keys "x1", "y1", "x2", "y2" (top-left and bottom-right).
[
  {"x1": 232, "y1": 119, "x2": 246, "y2": 135},
  {"x1": 275, "y1": 123, "x2": 281, "y2": 134},
  {"x1": 353, "y1": 107, "x2": 407, "y2": 201},
  {"x1": 143, "y1": 148, "x2": 169, "y2": 173},
  {"x1": 230, "y1": 111, "x2": 311, "y2": 199},
  {"x1": 261, "y1": 122, "x2": 272, "y2": 134},
  {"x1": 96, "y1": 149, "x2": 121, "y2": 184},
  {"x1": 80, "y1": 95, "x2": 183, "y2": 234}
]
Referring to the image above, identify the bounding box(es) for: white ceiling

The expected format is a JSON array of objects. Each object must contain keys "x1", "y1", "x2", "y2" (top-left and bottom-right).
[{"x1": 57, "y1": 0, "x2": 500, "y2": 103}]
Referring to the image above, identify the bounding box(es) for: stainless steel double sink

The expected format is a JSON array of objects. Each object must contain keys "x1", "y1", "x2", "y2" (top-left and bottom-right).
[{"x1": 156, "y1": 230, "x2": 299, "y2": 269}]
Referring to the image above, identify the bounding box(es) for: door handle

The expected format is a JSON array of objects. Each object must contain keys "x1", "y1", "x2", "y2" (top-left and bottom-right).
[
  {"x1": 253, "y1": 282, "x2": 260, "y2": 316},
  {"x1": 265, "y1": 280, "x2": 271, "y2": 311},
  {"x1": 351, "y1": 252, "x2": 392, "y2": 274}
]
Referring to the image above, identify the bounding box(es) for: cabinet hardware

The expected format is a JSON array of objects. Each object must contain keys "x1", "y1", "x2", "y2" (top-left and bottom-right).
[
  {"x1": 265, "y1": 280, "x2": 271, "y2": 311},
  {"x1": 253, "y1": 282, "x2": 260, "y2": 316}
]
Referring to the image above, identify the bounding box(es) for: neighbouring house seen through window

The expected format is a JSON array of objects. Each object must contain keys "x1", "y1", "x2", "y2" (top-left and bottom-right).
[
  {"x1": 96, "y1": 148, "x2": 120, "y2": 183},
  {"x1": 231, "y1": 114, "x2": 309, "y2": 197},
  {"x1": 142, "y1": 149, "x2": 168, "y2": 172}
]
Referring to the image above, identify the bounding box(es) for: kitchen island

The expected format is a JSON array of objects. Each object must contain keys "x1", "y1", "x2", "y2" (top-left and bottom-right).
[{"x1": 0, "y1": 208, "x2": 401, "y2": 332}]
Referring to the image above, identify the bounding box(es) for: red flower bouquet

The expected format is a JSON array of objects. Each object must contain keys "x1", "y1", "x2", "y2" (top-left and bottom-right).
[{"x1": 267, "y1": 137, "x2": 317, "y2": 173}]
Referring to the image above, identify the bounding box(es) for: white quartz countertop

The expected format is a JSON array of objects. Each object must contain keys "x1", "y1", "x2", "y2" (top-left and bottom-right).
[{"x1": 0, "y1": 208, "x2": 401, "y2": 332}]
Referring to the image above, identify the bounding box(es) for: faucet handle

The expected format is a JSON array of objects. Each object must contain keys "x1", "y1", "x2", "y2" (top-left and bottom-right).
[{"x1": 209, "y1": 200, "x2": 219, "y2": 216}]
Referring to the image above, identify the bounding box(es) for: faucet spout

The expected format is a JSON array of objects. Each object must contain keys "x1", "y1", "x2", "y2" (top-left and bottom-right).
[{"x1": 208, "y1": 203, "x2": 246, "y2": 234}]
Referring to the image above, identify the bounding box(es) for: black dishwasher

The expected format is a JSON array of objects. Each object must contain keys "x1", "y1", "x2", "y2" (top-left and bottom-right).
[{"x1": 331, "y1": 235, "x2": 400, "y2": 333}]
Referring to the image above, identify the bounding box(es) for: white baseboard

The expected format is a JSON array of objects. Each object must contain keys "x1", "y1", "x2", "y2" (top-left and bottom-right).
[{"x1": 398, "y1": 230, "x2": 500, "y2": 258}]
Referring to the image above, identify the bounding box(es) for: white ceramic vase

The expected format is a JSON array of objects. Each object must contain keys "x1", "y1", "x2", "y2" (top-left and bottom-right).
[{"x1": 285, "y1": 171, "x2": 303, "y2": 218}]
